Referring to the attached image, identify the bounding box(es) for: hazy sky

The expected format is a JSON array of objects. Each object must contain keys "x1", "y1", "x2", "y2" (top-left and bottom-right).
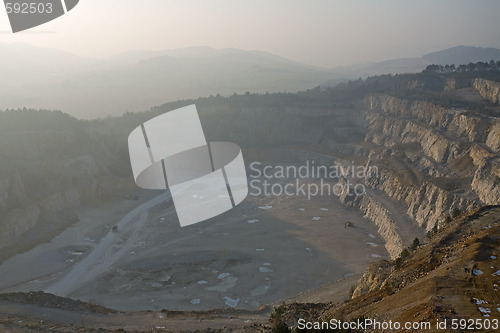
[{"x1": 0, "y1": 0, "x2": 499, "y2": 67}]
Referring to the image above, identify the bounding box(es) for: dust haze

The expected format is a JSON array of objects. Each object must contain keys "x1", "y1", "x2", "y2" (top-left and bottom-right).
[{"x1": 0, "y1": 1, "x2": 500, "y2": 332}]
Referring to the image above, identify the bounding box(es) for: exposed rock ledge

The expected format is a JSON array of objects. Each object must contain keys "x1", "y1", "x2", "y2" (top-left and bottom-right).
[{"x1": 473, "y1": 78, "x2": 500, "y2": 104}]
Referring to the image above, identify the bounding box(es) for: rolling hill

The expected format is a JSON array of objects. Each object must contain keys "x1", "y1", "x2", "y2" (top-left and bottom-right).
[{"x1": 0, "y1": 44, "x2": 499, "y2": 118}]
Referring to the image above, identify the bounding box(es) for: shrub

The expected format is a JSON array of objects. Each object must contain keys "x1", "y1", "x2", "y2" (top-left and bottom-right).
[
  {"x1": 271, "y1": 303, "x2": 290, "y2": 333},
  {"x1": 394, "y1": 248, "x2": 410, "y2": 269},
  {"x1": 452, "y1": 208, "x2": 462, "y2": 218},
  {"x1": 273, "y1": 321, "x2": 291, "y2": 333},
  {"x1": 410, "y1": 238, "x2": 420, "y2": 251}
]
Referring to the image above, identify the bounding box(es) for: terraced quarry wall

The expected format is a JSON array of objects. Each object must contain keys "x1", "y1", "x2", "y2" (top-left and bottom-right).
[
  {"x1": 1, "y1": 89, "x2": 499, "y2": 263},
  {"x1": 338, "y1": 94, "x2": 500, "y2": 257},
  {"x1": 474, "y1": 78, "x2": 500, "y2": 104},
  {"x1": 230, "y1": 93, "x2": 500, "y2": 259}
]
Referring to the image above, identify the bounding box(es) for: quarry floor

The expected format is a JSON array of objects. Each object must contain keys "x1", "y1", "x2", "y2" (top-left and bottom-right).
[{"x1": 0, "y1": 183, "x2": 387, "y2": 314}]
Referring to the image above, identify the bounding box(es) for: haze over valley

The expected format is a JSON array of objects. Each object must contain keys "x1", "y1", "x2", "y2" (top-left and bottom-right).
[
  {"x1": 1, "y1": 59, "x2": 500, "y2": 330},
  {"x1": 0, "y1": 44, "x2": 499, "y2": 118}
]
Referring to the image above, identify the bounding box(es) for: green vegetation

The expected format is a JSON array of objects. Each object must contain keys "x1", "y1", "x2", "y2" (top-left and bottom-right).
[
  {"x1": 427, "y1": 223, "x2": 439, "y2": 239},
  {"x1": 428, "y1": 208, "x2": 462, "y2": 240},
  {"x1": 394, "y1": 248, "x2": 410, "y2": 269},
  {"x1": 452, "y1": 208, "x2": 462, "y2": 218},
  {"x1": 410, "y1": 237, "x2": 420, "y2": 251},
  {"x1": 394, "y1": 238, "x2": 421, "y2": 269},
  {"x1": 271, "y1": 303, "x2": 291, "y2": 333},
  {"x1": 109, "y1": 60, "x2": 500, "y2": 137},
  {"x1": 422, "y1": 60, "x2": 500, "y2": 80}
]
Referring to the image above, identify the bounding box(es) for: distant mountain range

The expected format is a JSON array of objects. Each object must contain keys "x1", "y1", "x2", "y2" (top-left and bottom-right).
[
  {"x1": 0, "y1": 44, "x2": 499, "y2": 118},
  {"x1": 330, "y1": 46, "x2": 500, "y2": 79},
  {"x1": 423, "y1": 46, "x2": 500, "y2": 65}
]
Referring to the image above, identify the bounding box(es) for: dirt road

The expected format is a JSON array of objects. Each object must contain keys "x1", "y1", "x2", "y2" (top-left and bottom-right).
[{"x1": 43, "y1": 192, "x2": 170, "y2": 296}]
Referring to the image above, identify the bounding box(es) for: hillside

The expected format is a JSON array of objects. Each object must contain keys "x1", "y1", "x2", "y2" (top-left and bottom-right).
[
  {"x1": 0, "y1": 44, "x2": 335, "y2": 118},
  {"x1": 0, "y1": 44, "x2": 499, "y2": 118},
  {"x1": 271, "y1": 205, "x2": 500, "y2": 332},
  {"x1": 0, "y1": 110, "x2": 136, "y2": 262},
  {"x1": 423, "y1": 46, "x2": 500, "y2": 66},
  {"x1": 2, "y1": 60, "x2": 499, "y2": 265},
  {"x1": 330, "y1": 46, "x2": 500, "y2": 79}
]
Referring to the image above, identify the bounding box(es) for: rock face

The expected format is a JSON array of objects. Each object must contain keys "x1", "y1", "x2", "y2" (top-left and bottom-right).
[
  {"x1": 1, "y1": 82, "x2": 499, "y2": 263},
  {"x1": 340, "y1": 190, "x2": 405, "y2": 259},
  {"x1": 230, "y1": 91, "x2": 500, "y2": 259},
  {"x1": 346, "y1": 94, "x2": 499, "y2": 256},
  {"x1": 213, "y1": 91, "x2": 499, "y2": 259},
  {"x1": 473, "y1": 78, "x2": 500, "y2": 104},
  {"x1": 262, "y1": 93, "x2": 499, "y2": 259},
  {"x1": 0, "y1": 156, "x2": 98, "y2": 251},
  {"x1": 0, "y1": 170, "x2": 40, "y2": 247},
  {"x1": 351, "y1": 260, "x2": 392, "y2": 298},
  {"x1": 0, "y1": 155, "x2": 135, "y2": 253},
  {"x1": 0, "y1": 111, "x2": 136, "y2": 255},
  {"x1": 279, "y1": 206, "x2": 500, "y2": 328},
  {"x1": 444, "y1": 77, "x2": 470, "y2": 91},
  {"x1": 365, "y1": 95, "x2": 497, "y2": 204}
]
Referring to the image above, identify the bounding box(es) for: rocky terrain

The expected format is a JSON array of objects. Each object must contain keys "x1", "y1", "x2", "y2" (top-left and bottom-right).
[
  {"x1": 194, "y1": 69, "x2": 500, "y2": 259},
  {"x1": 3, "y1": 63, "x2": 499, "y2": 263},
  {"x1": 0, "y1": 111, "x2": 136, "y2": 262},
  {"x1": 348, "y1": 91, "x2": 500, "y2": 257},
  {"x1": 271, "y1": 205, "x2": 500, "y2": 333},
  {"x1": 0, "y1": 206, "x2": 498, "y2": 332},
  {"x1": 0, "y1": 62, "x2": 499, "y2": 331},
  {"x1": 474, "y1": 78, "x2": 500, "y2": 104}
]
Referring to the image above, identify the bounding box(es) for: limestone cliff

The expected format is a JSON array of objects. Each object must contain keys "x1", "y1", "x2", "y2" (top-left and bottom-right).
[
  {"x1": 276, "y1": 206, "x2": 500, "y2": 330},
  {"x1": 0, "y1": 171, "x2": 39, "y2": 247},
  {"x1": 284, "y1": 92, "x2": 499, "y2": 258},
  {"x1": 0, "y1": 156, "x2": 95, "y2": 251},
  {"x1": 473, "y1": 78, "x2": 500, "y2": 104},
  {"x1": 283, "y1": 92, "x2": 499, "y2": 258},
  {"x1": 350, "y1": 260, "x2": 392, "y2": 299},
  {"x1": 2, "y1": 73, "x2": 499, "y2": 266},
  {"x1": 229, "y1": 90, "x2": 499, "y2": 259},
  {"x1": 0, "y1": 110, "x2": 136, "y2": 256},
  {"x1": 361, "y1": 94, "x2": 499, "y2": 229}
]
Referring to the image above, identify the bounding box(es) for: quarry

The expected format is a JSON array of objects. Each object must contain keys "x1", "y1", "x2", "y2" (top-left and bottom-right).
[{"x1": 0, "y1": 62, "x2": 499, "y2": 331}]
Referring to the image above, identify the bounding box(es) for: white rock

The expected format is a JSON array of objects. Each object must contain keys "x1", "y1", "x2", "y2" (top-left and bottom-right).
[{"x1": 223, "y1": 297, "x2": 239, "y2": 308}]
